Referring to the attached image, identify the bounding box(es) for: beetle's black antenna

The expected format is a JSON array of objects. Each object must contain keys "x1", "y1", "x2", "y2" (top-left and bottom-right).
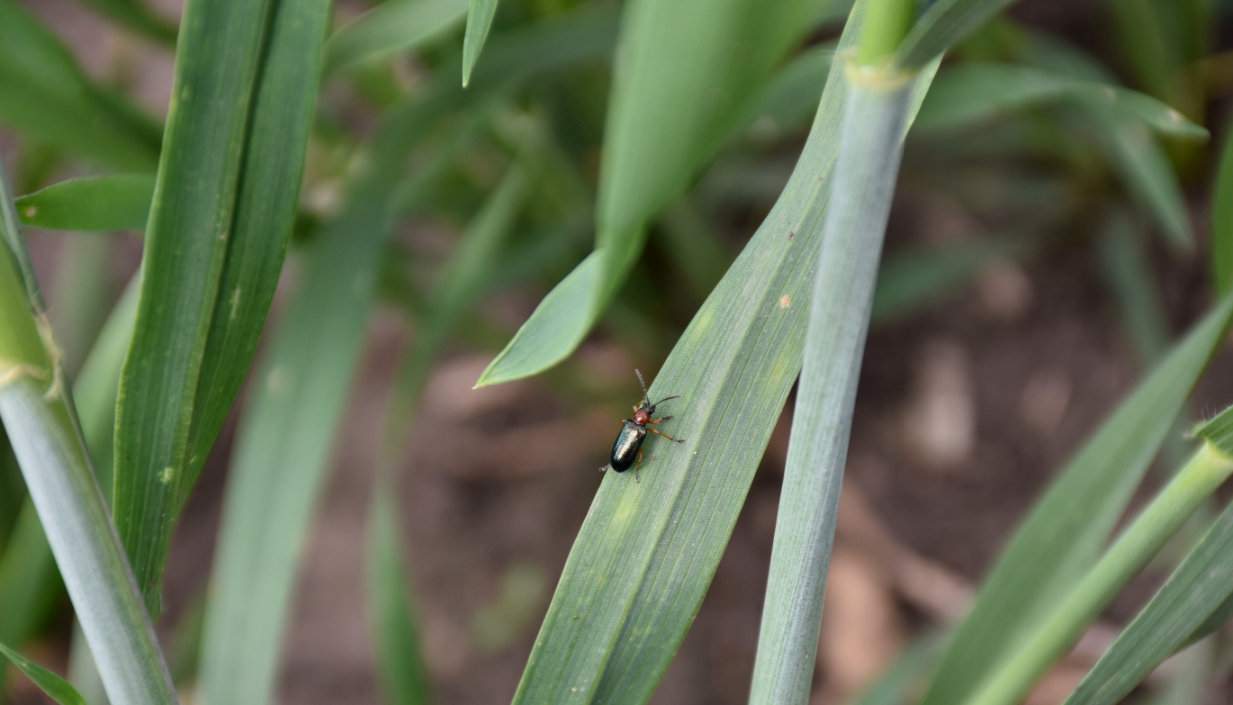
[
  {"x1": 653, "y1": 394, "x2": 680, "y2": 407},
  {"x1": 634, "y1": 368, "x2": 649, "y2": 405}
]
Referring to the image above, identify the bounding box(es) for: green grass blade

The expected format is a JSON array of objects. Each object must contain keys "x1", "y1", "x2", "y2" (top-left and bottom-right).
[
  {"x1": 201, "y1": 12, "x2": 612, "y2": 704},
  {"x1": 0, "y1": 165, "x2": 177, "y2": 705},
  {"x1": 0, "y1": 642, "x2": 86, "y2": 705},
  {"x1": 368, "y1": 486, "x2": 431, "y2": 705},
  {"x1": 1211, "y1": 119, "x2": 1233, "y2": 294},
  {"x1": 369, "y1": 161, "x2": 529, "y2": 705},
  {"x1": 462, "y1": 0, "x2": 500, "y2": 87},
  {"x1": 77, "y1": 0, "x2": 177, "y2": 44},
  {"x1": 112, "y1": 0, "x2": 331, "y2": 610},
  {"x1": 915, "y1": 63, "x2": 1206, "y2": 139},
  {"x1": 919, "y1": 292, "x2": 1233, "y2": 705},
  {"x1": 1096, "y1": 117, "x2": 1194, "y2": 251},
  {"x1": 325, "y1": 0, "x2": 468, "y2": 75},
  {"x1": 1063, "y1": 488, "x2": 1233, "y2": 702},
  {"x1": 16, "y1": 174, "x2": 154, "y2": 232},
  {"x1": 0, "y1": 0, "x2": 160, "y2": 170},
  {"x1": 475, "y1": 0, "x2": 819, "y2": 387},
  {"x1": 198, "y1": 193, "x2": 389, "y2": 705},
  {"x1": 509, "y1": 6, "x2": 931, "y2": 702},
  {"x1": 894, "y1": 0, "x2": 1019, "y2": 69},
  {"x1": 960, "y1": 439, "x2": 1233, "y2": 705},
  {"x1": 749, "y1": 54, "x2": 916, "y2": 705}
]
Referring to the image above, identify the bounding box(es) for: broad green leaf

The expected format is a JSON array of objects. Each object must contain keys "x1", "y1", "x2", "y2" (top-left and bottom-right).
[
  {"x1": 369, "y1": 487, "x2": 430, "y2": 705},
  {"x1": 0, "y1": 0, "x2": 161, "y2": 170},
  {"x1": 919, "y1": 292, "x2": 1233, "y2": 705},
  {"x1": 1212, "y1": 122, "x2": 1233, "y2": 294},
  {"x1": 0, "y1": 163, "x2": 177, "y2": 705},
  {"x1": 476, "y1": 0, "x2": 821, "y2": 386},
  {"x1": 113, "y1": 0, "x2": 331, "y2": 610},
  {"x1": 16, "y1": 175, "x2": 154, "y2": 232},
  {"x1": 510, "y1": 6, "x2": 934, "y2": 702},
  {"x1": 915, "y1": 63, "x2": 1207, "y2": 140},
  {"x1": 325, "y1": 0, "x2": 468, "y2": 75},
  {"x1": 0, "y1": 642, "x2": 86, "y2": 705},
  {"x1": 462, "y1": 0, "x2": 500, "y2": 87},
  {"x1": 894, "y1": 0, "x2": 1019, "y2": 69},
  {"x1": 750, "y1": 53, "x2": 917, "y2": 705}
]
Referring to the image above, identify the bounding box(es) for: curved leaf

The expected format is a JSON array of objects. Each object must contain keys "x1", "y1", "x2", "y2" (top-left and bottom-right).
[
  {"x1": 916, "y1": 63, "x2": 1207, "y2": 140},
  {"x1": 325, "y1": 0, "x2": 468, "y2": 75},
  {"x1": 462, "y1": 0, "x2": 500, "y2": 86},
  {"x1": 16, "y1": 174, "x2": 154, "y2": 232},
  {"x1": 510, "y1": 6, "x2": 935, "y2": 702},
  {"x1": 0, "y1": 642, "x2": 86, "y2": 705},
  {"x1": 476, "y1": 0, "x2": 821, "y2": 386}
]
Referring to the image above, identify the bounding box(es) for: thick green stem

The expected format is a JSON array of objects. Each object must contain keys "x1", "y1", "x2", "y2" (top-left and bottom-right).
[
  {"x1": 963, "y1": 442, "x2": 1233, "y2": 705},
  {"x1": 857, "y1": 0, "x2": 914, "y2": 65}
]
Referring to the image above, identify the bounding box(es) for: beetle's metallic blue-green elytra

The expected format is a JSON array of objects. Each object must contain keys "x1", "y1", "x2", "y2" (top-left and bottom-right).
[{"x1": 602, "y1": 369, "x2": 684, "y2": 478}]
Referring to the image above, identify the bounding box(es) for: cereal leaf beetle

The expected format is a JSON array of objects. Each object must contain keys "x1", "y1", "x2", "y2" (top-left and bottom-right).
[{"x1": 600, "y1": 369, "x2": 684, "y2": 480}]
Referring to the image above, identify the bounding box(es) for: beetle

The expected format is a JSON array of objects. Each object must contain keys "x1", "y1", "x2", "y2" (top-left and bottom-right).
[{"x1": 601, "y1": 369, "x2": 684, "y2": 480}]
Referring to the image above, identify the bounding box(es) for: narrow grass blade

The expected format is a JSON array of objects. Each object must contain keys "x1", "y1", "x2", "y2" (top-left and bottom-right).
[
  {"x1": 510, "y1": 7, "x2": 934, "y2": 702},
  {"x1": 1063, "y1": 469, "x2": 1233, "y2": 702},
  {"x1": 749, "y1": 57, "x2": 914, "y2": 705},
  {"x1": 0, "y1": 165, "x2": 177, "y2": 705},
  {"x1": 462, "y1": 0, "x2": 500, "y2": 87},
  {"x1": 16, "y1": 175, "x2": 154, "y2": 232},
  {"x1": 325, "y1": 0, "x2": 468, "y2": 75},
  {"x1": 1097, "y1": 118, "x2": 1194, "y2": 251},
  {"x1": 77, "y1": 0, "x2": 177, "y2": 43},
  {"x1": 368, "y1": 487, "x2": 430, "y2": 705},
  {"x1": 201, "y1": 12, "x2": 611, "y2": 704},
  {"x1": 0, "y1": 0, "x2": 161, "y2": 170},
  {"x1": 919, "y1": 292, "x2": 1233, "y2": 705},
  {"x1": 1212, "y1": 120, "x2": 1233, "y2": 294},
  {"x1": 915, "y1": 63, "x2": 1207, "y2": 140},
  {"x1": 198, "y1": 158, "x2": 404, "y2": 705},
  {"x1": 0, "y1": 642, "x2": 86, "y2": 705},
  {"x1": 476, "y1": 0, "x2": 819, "y2": 387},
  {"x1": 960, "y1": 434, "x2": 1233, "y2": 705},
  {"x1": 113, "y1": 0, "x2": 331, "y2": 610},
  {"x1": 894, "y1": 0, "x2": 1019, "y2": 69},
  {"x1": 0, "y1": 503, "x2": 60, "y2": 646},
  {"x1": 368, "y1": 162, "x2": 529, "y2": 705}
]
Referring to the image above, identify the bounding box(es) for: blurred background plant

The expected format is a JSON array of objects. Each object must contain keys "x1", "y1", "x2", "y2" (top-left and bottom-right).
[{"x1": 1, "y1": 0, "x2": 1233, "y2": 704}]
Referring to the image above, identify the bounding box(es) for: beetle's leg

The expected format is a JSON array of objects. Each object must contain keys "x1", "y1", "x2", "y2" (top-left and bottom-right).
[
  {"x1": 649, "y1": 427, "x2": 684, "y2": 443},
  {"x1": 599, "y1": 464, "x2": 608, "y2": 473},
  {"x1": 648, "y1": 415, "x2": 673, "y2": 425}
]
